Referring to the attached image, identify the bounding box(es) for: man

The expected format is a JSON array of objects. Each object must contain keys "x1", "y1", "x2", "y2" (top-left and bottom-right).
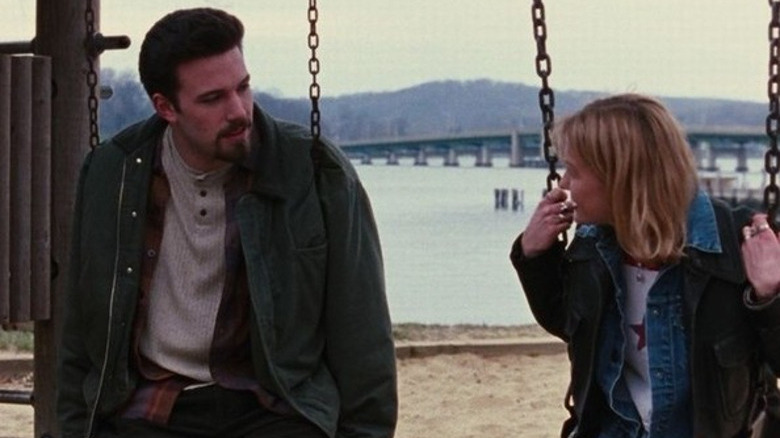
[{"x1": 57, "y1": 8, "x2": 397, "y2": 438}]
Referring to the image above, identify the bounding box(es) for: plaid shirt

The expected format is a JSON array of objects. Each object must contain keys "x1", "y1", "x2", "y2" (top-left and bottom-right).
[{"x1": 120, "y1": 138, "x2": 290, "y2": 424}]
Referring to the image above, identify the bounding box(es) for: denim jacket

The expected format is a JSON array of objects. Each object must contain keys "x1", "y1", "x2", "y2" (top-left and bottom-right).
[
  {"x1": 583, "y1": 192, "x2": 720, "y2": 437},
  {"x1": 511, "y1": 193, "x2": 780, "y2": 438}
]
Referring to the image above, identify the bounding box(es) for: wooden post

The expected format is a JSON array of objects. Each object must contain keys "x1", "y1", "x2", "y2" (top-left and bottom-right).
[
  {"x1": 0, "y1": 56, "x2": 10, "y2": 324},
  {"x1": 10, "y1": 55, "x2": 33, "y2": 323},
  {"x1": 31, "y1": 56, "x2": 52, "y2": 321},
  {"x1": 35, "y1": 0, "x2": 96, "y2": 435}
]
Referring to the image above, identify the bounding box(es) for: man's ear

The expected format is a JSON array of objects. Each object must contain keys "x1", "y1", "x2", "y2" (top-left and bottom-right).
[{"x1": 152, "y1": 93, "x2": 177, "y2": 123}]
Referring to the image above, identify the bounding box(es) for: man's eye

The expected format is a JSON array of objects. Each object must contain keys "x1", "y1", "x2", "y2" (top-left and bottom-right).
[{"x1": 200, "y1": 94, "x2": 221, "y2": 103}]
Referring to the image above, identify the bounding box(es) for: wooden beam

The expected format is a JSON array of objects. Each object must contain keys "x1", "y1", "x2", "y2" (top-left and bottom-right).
[
  {"x1": 9, "y1": 55, "x2": 33, "y2": 323},
  {"x1": 34, "y1": 0, "x2": 96, "y2": 435},
  {"x1": 0, "y1": 56, "x2": 10, "y2": 325},
  {"x1": 31, "y1": 56, "x2": 52, "y2": 321}
]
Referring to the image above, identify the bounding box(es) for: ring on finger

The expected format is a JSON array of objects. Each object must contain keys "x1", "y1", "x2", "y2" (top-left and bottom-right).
[{"x1": 749, "y1": 222, "x2": 771, "y2": 238}]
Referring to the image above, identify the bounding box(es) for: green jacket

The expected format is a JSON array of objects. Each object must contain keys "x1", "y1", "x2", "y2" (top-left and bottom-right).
[{"x1": 57, "y1": 105, "x2": 398, "y2": 438}]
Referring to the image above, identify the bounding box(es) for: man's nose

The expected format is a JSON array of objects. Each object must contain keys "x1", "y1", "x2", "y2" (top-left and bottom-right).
[{"x1": 226, "y1": 92, "x2": 248, "y2": 119}]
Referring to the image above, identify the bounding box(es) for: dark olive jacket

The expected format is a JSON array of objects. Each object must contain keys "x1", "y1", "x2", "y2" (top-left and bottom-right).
[
  {"x1": 511, "y1": 199, "x2": 780, "y2": 438},
  {"x1": 57, "y1": 105, "x2": 398, "y2": 438}
]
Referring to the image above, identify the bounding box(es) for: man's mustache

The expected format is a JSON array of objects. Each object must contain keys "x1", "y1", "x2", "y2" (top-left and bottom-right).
[{"x1": 218, "y1": 120, "x2": 252, "y2": 138}]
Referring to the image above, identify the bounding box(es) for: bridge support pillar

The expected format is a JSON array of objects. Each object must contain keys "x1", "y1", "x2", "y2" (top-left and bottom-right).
[
  {"x1": 694, "y1": 141, "x2": 706, "y2": 170},
  {"x1": 509, "y1": 130, "x2": 524, "y2": 167},
  {"x1": 387, "y1": 151, "x2": 399, "y2": 165},
  {"x1": 475, "y1": 145, "x2": 492, "y2": 167},
  {"x1": 414, "y1": 147, "x2": 428, "y2": 166},
  {"x1": 735, "y1": 143, "x2": 748, "y2": 172},
  {"x1": 444, "y1": 148, "x2": 459, "y2": 166},
  {"x1": 705, "y1": 149, "x2": 719, "y2": 171},
  {"x1": 695, "y1": 140, "x2": 719, "y2": 171}
]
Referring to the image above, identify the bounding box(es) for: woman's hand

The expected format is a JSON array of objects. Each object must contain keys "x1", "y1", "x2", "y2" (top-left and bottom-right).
[
  {"x1": 741, "y1": 213, "x2": 780, "y2": 301},
  {"x1": 520, "y1": 187, "x2": 576, "y2": 258}
]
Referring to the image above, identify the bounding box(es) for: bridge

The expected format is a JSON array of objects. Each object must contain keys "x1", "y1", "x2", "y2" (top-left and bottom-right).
[{"x1": 340, "y1": 127, "x2": 768, "y2": 171}]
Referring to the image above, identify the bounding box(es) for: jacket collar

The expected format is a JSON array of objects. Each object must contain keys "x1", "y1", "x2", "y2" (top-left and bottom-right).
[
  {"x1": 685, "y1": 190, "x2": 721, "y2": 254},
  {"x1": 571, "y1": 191, "x2": 742, "y2": 283},
  {"x1": 111, "y1": 103, "x2": 297, "y2": 201},
  {"x1": 244, "y1": 103, "x2": 290, "y2": 200}
]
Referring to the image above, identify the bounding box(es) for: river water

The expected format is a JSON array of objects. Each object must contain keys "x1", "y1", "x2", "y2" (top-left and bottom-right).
[
  {"x1": 354, "y1": 156, "x2": 768, "y2": 326},
  {"x1": 355, "y1": 156, "x2": 547, "y2": 325}
]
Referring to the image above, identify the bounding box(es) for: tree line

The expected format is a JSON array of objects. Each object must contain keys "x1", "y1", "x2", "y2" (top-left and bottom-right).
[{"x1": 99, "y1": 69, "x2": 766, "y2": 143}]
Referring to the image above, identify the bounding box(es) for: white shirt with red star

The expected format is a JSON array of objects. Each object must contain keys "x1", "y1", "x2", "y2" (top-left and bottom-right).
[{"x1": 622, "y1": 262, "x2": 659, "y2": 431}]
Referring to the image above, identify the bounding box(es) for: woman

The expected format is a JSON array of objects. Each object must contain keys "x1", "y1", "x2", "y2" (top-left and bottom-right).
[{"x1": 510, "y1": 93, "x2": 780, "y2": 438}]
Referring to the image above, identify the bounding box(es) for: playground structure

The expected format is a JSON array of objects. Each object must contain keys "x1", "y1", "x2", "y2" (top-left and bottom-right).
[{"x1": 1, "y1": 1, "x2": 129, "y2": 436}]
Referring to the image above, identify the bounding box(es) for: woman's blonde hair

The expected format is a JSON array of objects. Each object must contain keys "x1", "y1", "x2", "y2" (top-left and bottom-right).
[{"x1": 552, "y1": 93, "x2": 698, "y2": 264}]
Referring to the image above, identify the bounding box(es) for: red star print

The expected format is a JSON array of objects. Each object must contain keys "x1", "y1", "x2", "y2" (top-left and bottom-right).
[{"x1": 630, "y1": 318, "x2": 646, "y2": 351}]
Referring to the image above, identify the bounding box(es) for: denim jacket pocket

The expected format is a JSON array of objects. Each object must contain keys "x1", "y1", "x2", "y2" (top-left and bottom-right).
[{"x1": 712, "y1": 331, "x2": 758, "y2": 419}]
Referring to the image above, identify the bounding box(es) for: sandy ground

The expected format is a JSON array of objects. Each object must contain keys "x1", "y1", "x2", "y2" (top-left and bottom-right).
[
  {"x1": 0, "y1": 326, "x2": 570, "y2": 438},
  {"x1": 396, "y1": 351, "x2": 569, "y2": 437}
]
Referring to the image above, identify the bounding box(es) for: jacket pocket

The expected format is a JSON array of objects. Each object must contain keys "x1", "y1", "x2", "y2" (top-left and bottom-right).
[{"x1": 712, "y1": 331, "x2": 757, "y2": 419}]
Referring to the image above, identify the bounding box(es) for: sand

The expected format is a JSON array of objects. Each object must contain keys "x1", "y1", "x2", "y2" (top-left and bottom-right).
[
  {"x1": 397, "y1": 351, "x2": 569, "y2": 437},
  {"x1": 0, "y1": 327, "x2": 571, "y2": 438}
]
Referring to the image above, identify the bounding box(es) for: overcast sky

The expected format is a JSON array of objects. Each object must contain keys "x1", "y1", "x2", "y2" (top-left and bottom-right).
[{"x1": 1, "y1": 1, "x2": 771, "y2": 103}]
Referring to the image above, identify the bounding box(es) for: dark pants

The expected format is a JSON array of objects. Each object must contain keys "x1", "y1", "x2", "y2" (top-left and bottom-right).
[{"x1": 102, "y1": 385, "x2": 326, "y2": 438}]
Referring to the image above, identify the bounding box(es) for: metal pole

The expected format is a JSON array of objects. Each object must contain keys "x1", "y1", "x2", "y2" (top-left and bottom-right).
[
  {"x1": 35, "y1": 0, "x2": 95, "y2": 435},
  {"x1": 0, "y1": 41, "x2": 34, "y2": 54},
  {"x1": 0, "y1": 390, "x2": 34, "y2": 405}
]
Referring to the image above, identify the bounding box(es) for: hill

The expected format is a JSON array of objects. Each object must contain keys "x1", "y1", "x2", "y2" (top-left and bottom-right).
[{"x1": 99, "y1": 71, "x2": 766, "y2": 142}]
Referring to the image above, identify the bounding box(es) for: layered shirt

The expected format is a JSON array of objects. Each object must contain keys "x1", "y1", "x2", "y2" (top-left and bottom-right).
[
  {"x1": 587, "y1": 191, "x2": 721, "y2": 437},
  {"x1": 121, "y1": 129, "x2": 289, "y2": 424}
]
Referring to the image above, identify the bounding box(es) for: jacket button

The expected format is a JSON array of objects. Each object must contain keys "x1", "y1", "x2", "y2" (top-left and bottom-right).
[
  {"x1": 135, "y1": 157, "x2": 142, "y2": 164},
  {"x1": 126, "y1": 267, "x2": 133, "y2": 274},
  {"x1": 131, "y1": 211, "x2": 138, "y2": 218}
]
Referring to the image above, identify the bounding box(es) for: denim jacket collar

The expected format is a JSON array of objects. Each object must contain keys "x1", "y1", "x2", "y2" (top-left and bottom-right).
[
  {"x1": 574, "y1": 190, "x2": 721, "y2": 255},
  {"x1": 685, "y1": 190, "x2": 722, "y2": 254}
]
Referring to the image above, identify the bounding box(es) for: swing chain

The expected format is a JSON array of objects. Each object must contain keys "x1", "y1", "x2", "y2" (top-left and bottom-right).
[
  {"x1": 84, "y1": 0, "x2": 101, "y2": 150},
  {"x1": 766, "y1": 0, "x2": 780, "y2": 224},
  {"x1": 531, "y1": 0, "x2": 560, "y2": 193},
  {"x1": 531, "y1": 0, "x2": 567, "y2": 245},
  {"x1": 308, "y1": 0, "x2": 321, "y2": 144}
]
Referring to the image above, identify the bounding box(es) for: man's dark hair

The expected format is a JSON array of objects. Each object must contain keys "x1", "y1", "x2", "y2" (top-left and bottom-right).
[{"x1": 138, "y1": 8, "x2": 244, "y2": 107}]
